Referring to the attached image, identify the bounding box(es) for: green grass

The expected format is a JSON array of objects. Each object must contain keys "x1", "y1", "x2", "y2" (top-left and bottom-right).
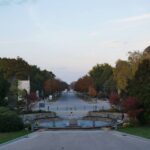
[
  {"x1": 0, "y1": 130, "x2": 29, "y2": 144},
  {"x1": 118, "y1": 126, "x2": 150, "y2": 139}
]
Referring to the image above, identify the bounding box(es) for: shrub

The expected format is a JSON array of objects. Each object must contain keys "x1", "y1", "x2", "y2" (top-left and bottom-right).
[
  {"x1": 24, "y1": 123, "x2": 31, "y2": 130},
  {"x1": 122, "y1": 97, "x2": 143, "y2": 124},
  {"x1": 109, "y1": 92, "x2": 120, "y2": 106},
  {"x1": 0, "y1": 107, "x2": 24, "y2": 132},
  {"x1": 122, "y1": 122, "x2": 131, "y2": 128}
]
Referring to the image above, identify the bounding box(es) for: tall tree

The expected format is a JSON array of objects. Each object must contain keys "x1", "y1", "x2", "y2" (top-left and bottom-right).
[
  {"x1": 128, "y1": 46, "x2": 150, "y2": 76},
  {"x1": 128, "y1": 51, "x2": 143, "y2": 76},
  {"x1": 89, "y1": 63, "x2": 115, "y2": 94},
  {"x1": 113, "y1": 60, "x2": 132, "y2": 93},
  {"x1": 0, "y1": 57, "x2": 30, "y2": 81},
  {"x1": 44, "y1": 79, "x2": 68, "y2": 96},
  {"x1": 144, "y1": 46, "x2": 150, "y2": 54},
  {"x1": 29, "y1": 65, "x2": 55, "y2": 93},
  {"x1": 125, "y1": 59, "x2": 150, "y2": 124},
  {"x1": 74, "y1": 76, "x2": 94, "y2": 93}
]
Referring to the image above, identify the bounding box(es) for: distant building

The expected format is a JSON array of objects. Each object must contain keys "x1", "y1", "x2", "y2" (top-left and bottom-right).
[{"x1": 18, "y1": 80, "x2": 30, "y2": 94}]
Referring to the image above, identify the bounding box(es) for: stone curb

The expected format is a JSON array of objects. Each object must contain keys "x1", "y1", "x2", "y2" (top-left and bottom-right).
[{"x1": 113, "y1": 131, "x2": 150, "y2": 142}]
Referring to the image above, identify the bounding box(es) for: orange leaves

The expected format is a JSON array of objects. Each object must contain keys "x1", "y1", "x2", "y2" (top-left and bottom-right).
[
  {"x1": 44, "y1": 79, "x2": 68, "y2": 95},
  {"x1": 44, "y1": 79, "x2": 60, "y2": 94},
  {"x1": 74, "y1": 76, "x2": 94, "y2": 93},
  {"x1": 88, "y1": 86, "x2": 97, "y2": 97}
]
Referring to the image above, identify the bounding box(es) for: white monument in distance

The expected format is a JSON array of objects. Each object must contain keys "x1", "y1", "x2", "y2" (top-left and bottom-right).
[{"x1": 18, "y1": 80, "x2": 30, "y2": 94}]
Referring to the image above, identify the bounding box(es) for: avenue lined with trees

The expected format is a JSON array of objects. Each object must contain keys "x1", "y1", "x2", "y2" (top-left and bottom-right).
[{"x1": 0, "y1": 1, "x2": 150, "y2": 149}]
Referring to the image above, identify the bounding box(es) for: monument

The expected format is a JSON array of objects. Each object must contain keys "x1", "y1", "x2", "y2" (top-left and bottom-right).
[
  {"x1": 18, "y1": 80, "x2": 30, "y2": 94},
  {"x1": 18, "y1": 80, "x2": 30, "y2": 100}
]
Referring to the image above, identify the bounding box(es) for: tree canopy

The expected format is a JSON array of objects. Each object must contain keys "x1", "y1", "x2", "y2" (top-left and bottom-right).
[
  {"x1": 44, "y1": 78, "x2": 68, "y2": 96},
  {"x1": 0, "y1": 57, "x2": 55, "y2": 94},
  {"x1": 113, "y1": 60, "x2": 132, "y2": 93},
  {"x1": 74, "y1": 76, "x2": 94, "y2": 93},
  {"x1": 89, "y1": 63, "x2": 116, "y2": 93},
  {"x1": 125, "y1": 59, "x2": 150, "y2": 124}
]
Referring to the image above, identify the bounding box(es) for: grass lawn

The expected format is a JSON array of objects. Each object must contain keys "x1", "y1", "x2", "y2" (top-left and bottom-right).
[
  {"x1": 0, "y1": 130, "x2": 29, "y2": 144},
  {"x1": 118, "y1": 126, "x2": 150, "y2": 139}
]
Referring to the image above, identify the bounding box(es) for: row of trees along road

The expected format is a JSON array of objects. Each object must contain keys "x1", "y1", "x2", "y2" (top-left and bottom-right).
[
  {"x1": 0, "y1": 57, "x2": 68, "y2": 110},
  {"x1": 73, "y1": 46, "x2": 150, "y2": 125},
  {"x1": 74, "y1": 64, "x2": 116, "y2": 98}
]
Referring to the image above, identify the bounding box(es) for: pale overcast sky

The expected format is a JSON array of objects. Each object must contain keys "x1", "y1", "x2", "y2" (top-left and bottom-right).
[{"x1": 0, "y1": 0, "x2": 150, "y2": 83}]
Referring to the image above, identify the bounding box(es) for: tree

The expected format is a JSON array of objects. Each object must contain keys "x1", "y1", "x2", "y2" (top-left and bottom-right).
[
  {"x1": 0, "y1": 107, "x2": 23, "y2": 132},
  {"x1": 125, "y1": 59, "x2": 150, "y2": 124},
  {"x1": 88, "y1": 86, "x2": 97, "y2": 97},
  {"x1": 128, "y1": 46, "x2": 150, "y2": 76},
  {"x1": 103, "y1": 76, "x2": 117, "y2": 94},
  {"x1": 44, "y1": 79, "x2": 68, "y2": 96},
  {"x1": 128, "y1": 51, "x2": 143, "y2": 76},
  {"x1": 143, "y1": 46, "x2": 150, "y2": 55},
  {"x1": 29, "y1": 65, "x2": 55, "y2": 94},
  {"x1": 74, "y1": 76, "x2": 94, "y2": 93},
  {"x1": 89, "y1": 63, "x2": 116, "y2": 96},
  {"x1": 44, "y1": 79, "x2": 58, "y2": 95},
  {"x1": 113, "y1": 60, "x2": 132, "y2": 93},
  {"x1": 0, "y1": 57, "x2": 56, "y2": 98},
  {"x1": 0, "y1": 57, "x2": 30, "y2": 80},
  {"x1": 0, "y1": 72, "x2": 10, "y2": 106},
  {"x1": 7, "y1": 80, "x2": 18, "y2": 108}
]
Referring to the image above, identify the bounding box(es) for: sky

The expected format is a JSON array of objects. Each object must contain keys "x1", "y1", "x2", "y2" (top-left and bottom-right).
[{"x1": 0, "y1": 0, "x2": 150, "y2": 83}]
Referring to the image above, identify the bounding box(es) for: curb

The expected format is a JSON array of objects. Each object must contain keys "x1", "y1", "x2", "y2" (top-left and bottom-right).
[{"x1": 113, "y1": 131, "x2": 150, "y2": 142}]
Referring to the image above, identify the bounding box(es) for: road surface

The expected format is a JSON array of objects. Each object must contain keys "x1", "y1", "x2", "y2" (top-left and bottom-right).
[
  {"x1": 32, "y1": 91, "x2": 111, "y2": 119},
  {"x1": 0, "y1": 130, "x2": 149, "y2": 150}
]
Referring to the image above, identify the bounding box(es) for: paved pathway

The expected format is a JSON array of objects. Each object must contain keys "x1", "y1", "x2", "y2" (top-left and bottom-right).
[
  {"x1": 0, "y1": 130, "x2": 150, "y2": 150},
  {"x1": 32, "y1": 91, "x2": 111, "y2": 119}
]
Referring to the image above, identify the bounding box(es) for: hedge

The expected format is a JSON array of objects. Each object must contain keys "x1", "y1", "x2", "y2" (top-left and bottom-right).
[{"x1": 0, "y1": 107, "x2": 24, "y2": 132}]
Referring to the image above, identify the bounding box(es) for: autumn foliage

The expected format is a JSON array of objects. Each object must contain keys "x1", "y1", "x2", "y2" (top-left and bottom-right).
[
  {"x1": 26, "y1": 92, "x2": 38, "y2": 102},
  {"x1": 109, "y1": 92, "x2": 120, "y2": 106},
  {"x1": 44, "y1": 79, "x2": 68, "y2": 95},
  {"x1": 74, "y1": 76, "x2": 94, "y2": 93},
  {"x1": 88, "y1": 86, "x2": 97, "y2": 97},
  {"x1": 122, "y1": 97, "x2": 142, "y2": 122},
  {"x1": 24, "y1": 92, "x2": 38, "y2": 111}
]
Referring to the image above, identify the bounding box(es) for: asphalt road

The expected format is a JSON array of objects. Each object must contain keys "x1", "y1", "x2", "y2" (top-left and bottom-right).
[{"x1": 0, "y1": 130, "x2": 150, "y2": 150}]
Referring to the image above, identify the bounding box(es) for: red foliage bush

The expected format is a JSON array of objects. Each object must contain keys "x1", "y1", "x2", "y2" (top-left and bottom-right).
[
  {"x1": 109, "y1": 92, "x2": 120, "y2": 106},
  {"x1": 26, "y1": 92, "x2": 38, "y2": 102},
  {"x1": 122, "y1": 97, "x2": 143, "y2": 121},
  {"x1": 122, "y1": 97, "x2": 139, "y2": 111}
]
